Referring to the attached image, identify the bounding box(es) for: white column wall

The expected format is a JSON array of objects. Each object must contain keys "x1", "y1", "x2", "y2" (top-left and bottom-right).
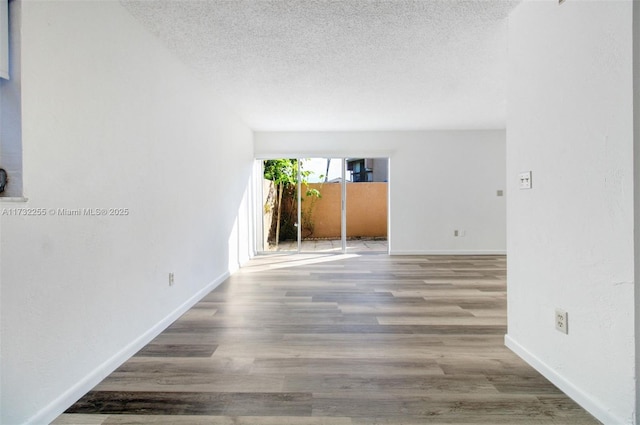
[
  {"x1": 506, "y1": 1, "x2": 635, "y2": 423},
  {"x1": 0, "y1": 2, "x2": 254, "y2": 424}
]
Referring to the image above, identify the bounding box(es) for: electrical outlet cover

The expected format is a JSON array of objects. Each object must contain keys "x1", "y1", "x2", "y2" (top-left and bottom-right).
[
  {"x1": 555, "y1": 309, "x2": 568, "y2": 334},
  {"x1": 519, "y1": 171, "x2": 532, "y2": 189}
]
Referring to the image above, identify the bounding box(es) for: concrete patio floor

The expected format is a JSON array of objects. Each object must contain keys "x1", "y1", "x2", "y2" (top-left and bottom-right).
[{"x1": 265, "y1": 238, "x2": 388, "y2": 253}]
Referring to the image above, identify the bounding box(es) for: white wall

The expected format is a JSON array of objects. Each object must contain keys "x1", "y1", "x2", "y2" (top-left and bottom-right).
[
  {"x1": 634, "y1": 0, "x2": 640, "y2": 420},
  {"x1": 506, "y1": 1, "x2": 635, "y2": 424},
  {"x1": 255, "y1": 130, "x2": 506, "y2": 255},
  {"x1": 0, "y1": 1, "x2": 254, "y2": 424}
]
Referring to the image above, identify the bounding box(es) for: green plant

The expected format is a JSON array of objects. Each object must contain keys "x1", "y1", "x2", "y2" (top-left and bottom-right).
[
  {"x1": 301, "y1": 184, "x2": 322, "y2": 239},
  {"x1": 263, "y1": 159, "x2": 322, "y2": 245}
]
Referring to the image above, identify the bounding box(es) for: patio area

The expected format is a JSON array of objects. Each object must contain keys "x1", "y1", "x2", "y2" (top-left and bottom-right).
[{"x1": 266, "y1": 238, "x2": 388, "y2": 253}]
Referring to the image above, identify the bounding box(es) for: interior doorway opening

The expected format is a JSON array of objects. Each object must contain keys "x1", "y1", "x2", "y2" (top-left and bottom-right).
[{"x1": 257, "y1": 157, "x2": 389, "y2": 254}]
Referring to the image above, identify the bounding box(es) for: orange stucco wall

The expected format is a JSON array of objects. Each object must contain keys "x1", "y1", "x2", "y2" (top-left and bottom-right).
[{"x1": 301, "y1": 182, "x2": 387, "y2": 239}]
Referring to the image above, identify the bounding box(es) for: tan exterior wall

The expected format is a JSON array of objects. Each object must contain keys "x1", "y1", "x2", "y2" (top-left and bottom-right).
[
  {"x1": 302, "y1": 182, "x2": 387, "y2": 239},
  {"x1": 346, "y1": 182, "x2": 388, "y2": 238}
]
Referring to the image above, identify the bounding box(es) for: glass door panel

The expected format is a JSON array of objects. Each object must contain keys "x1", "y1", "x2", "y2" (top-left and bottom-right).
[
  {"x1": 345, "y1": 158, "x2": 389, "y2": 253},
  {"x1": 260, "y1": 159, "x2": 300, "y2": 253},
  {"x1": 299, "y1": 158, "x2": 343, "y2": 253}
]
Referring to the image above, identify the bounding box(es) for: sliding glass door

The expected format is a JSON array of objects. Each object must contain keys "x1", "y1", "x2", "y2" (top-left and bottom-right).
[{"x1": 257, "y1": 157, "x2": 388, "y2": 254}]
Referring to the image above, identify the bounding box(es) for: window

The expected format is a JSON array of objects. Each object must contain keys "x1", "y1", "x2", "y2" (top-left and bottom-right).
[
  {"x1": 346, "y1": 158, "x2": 372, "y2": 182},
  {"x1": 0, "y1": 0, "x2": 23, "y2": 198},
  {"x1": 1, "y1": 0, "x2": 8, "y2": 79}
]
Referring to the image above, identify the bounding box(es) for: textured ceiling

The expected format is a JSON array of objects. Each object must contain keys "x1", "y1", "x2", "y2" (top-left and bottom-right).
[{"x1": 121, "y1": 0, "x2": 520, "y2": 131}]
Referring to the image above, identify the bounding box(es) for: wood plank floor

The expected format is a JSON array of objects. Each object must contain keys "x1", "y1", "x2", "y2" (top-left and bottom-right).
[{"x1": 54, "y1": 254, "x2": 600, "y2": 424}]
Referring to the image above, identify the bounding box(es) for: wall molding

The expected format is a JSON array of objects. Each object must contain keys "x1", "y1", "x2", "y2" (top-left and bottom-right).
[
  {"x1": 390, "y1": 250, "x2": 506, "y2": 256},
  {"x1": 26, "y1": 271, "x2": 231, "y2": 425},
  {"x1": 0, "y1": 196, "x2": 28, "y2": 202},
  {"x1": 504, "y1": 334, "x2": 625, "y2": 425}
]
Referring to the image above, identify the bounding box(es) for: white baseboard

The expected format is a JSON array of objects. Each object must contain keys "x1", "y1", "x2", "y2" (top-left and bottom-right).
[
  {"x1": 390, "y1": 250, "x2": 506, "y2": 256},
  {"x1": 27, "y1": 271, "x2": 231, "y2": 425},
  {"x1": 504, "y1": 334, "x2": 626, "y2": 425}
]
